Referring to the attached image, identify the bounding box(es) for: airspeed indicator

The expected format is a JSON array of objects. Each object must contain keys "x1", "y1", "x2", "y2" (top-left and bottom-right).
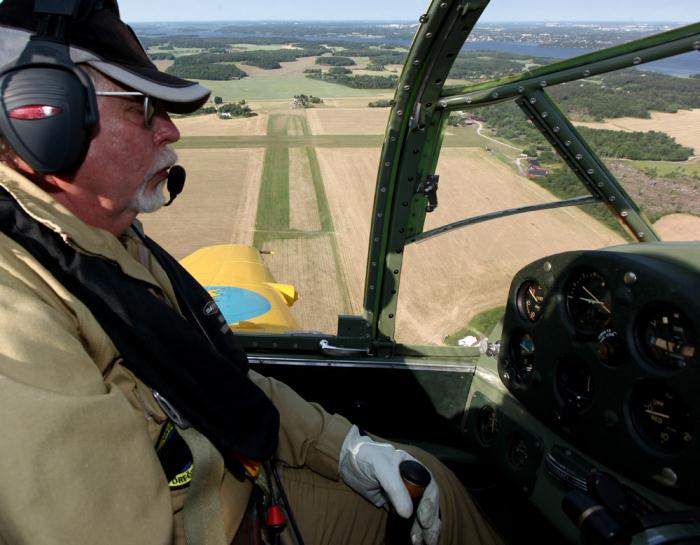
[{"x1": 517, "y1": 280, "x2": 546, "y2": 322}]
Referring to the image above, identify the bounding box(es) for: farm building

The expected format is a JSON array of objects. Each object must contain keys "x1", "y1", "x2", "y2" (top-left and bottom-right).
[{"x1": 527, "y1": 166, "x2": 549, "y2": 178}]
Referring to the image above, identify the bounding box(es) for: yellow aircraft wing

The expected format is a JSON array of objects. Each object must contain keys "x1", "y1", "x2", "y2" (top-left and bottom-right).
[{"x1": 181, "y1": 244, "x2": 300, "y2": 333}]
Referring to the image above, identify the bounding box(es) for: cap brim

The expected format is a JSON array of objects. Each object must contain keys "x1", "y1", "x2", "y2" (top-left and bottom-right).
[
  {"x1": 71, "y1": 46, "x2": 211, "y2": 114},
  {"x1": 0, "y1": 26, "x2": 211, "y2": 114}
]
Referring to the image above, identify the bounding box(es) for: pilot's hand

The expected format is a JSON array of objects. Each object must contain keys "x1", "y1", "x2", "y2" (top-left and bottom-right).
[{"x1": 338, "y1": 425, "x2": 441, "y2": 545}]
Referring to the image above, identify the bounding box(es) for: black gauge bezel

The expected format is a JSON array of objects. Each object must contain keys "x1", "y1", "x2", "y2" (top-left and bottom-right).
[
  {"x1": 555, "y1": 356, "x2": 595, "y2": 414},
  {"x1": 594, "y1": 328, "x2": 625, "y2": 368},
  {"x1": 627, "y1": 380, "x2": 695, "y2": 456},
  {"x1": 476, "y1": 404, "x2": 500, "y2": 447},
  {"x1": 508, "y1": 330, "x2": 536, "y2": 384},
  {"x1": 634, "y1": 302, "x2": 698, "y2": 373},
  {"x1": 564, "y1": 268, "x2": 613, "y2": 336},
  {"x1": 516, "y1": 280, "x2": 546, "y2": 323}
]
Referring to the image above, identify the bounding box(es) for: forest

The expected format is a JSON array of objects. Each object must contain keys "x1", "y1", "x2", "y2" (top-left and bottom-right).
[
  {"x1": 305, "y1": 71, "x2": 398, "y2": 89},
  {"x1": 316, "y1": 56, "x2": 356, "y2": 66},
  {"x1": 545, "y1": 70, "x2": 700, "y2": 120},
  {"x1": 485, "y1": 104, "x2": 692, "y2": 161},
  {"x1": 166, "y1": 63, "x2": 247, "y2": 80},
  {"x1": 165, "y1": 46, "x2": 329, "y2": 75}
]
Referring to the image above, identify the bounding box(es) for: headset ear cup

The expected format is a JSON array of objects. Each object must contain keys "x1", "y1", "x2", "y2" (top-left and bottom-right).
[{"x1": 0, "y1": 66, "x2": 93, "y2": 173}]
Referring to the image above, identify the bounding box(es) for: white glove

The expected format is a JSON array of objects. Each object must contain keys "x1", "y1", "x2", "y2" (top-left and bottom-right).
[{"x1": 338, "y1": 425, "x2": 441, "y2": 545}]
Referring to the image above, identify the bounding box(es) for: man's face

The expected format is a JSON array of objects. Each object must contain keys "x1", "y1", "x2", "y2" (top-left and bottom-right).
[{"x1": 66, "y1": 74, "x2": 181, "y2": 235}]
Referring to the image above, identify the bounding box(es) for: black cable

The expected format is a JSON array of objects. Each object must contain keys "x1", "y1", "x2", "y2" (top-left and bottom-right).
[{"x1": 270, "y1": 463, "x2": 306, "y2": 545}]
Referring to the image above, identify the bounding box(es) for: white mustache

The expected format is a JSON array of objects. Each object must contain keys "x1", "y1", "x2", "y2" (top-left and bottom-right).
[
  {"x1": 143, "y1": 148, "x2": 178, "y2": 184},
  {"x1": 129, "y1": 148, "x2": 179, "y2": 214}
]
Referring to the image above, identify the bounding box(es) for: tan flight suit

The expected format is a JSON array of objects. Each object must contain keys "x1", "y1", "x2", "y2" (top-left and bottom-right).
[{"x1": 0, "y1": 164, "x2": 502, "y2": 545}]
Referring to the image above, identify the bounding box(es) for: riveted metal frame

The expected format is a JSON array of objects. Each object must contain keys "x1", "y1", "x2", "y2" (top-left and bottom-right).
[{"x1": 364, "y1": 0, "x2": 492, "y2": 352}]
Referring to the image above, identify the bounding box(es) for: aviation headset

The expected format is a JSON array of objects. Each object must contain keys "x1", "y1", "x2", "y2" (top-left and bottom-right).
[{"x1": 0, "y1": 0, "x2": 107, "y2": 174}]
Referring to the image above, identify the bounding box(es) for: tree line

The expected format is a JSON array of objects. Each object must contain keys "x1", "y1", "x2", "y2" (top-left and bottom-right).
[
  {"x1": 477, "y1": 95, "x2": 694, "y2": 162},
  {"x1": 305, "y1": 70, "x2": 398, "y2": 89},
  {"x1": 316, "y1": 56, "x2": 356, "y2": 66},
  {"x1": 166, "y1": 63, "x2": 247, "y2": 81},
  {"x1": 548, "y1": 69, "x2": 700, "y2": 120}
]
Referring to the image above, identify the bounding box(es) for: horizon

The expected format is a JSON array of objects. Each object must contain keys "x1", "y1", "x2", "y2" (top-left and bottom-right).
[
  {"x1": 131, "y1": 19, "x2": 690, "y2": 24},
  {"x1": 118, "y1": 0, "x2": 700, "y2": 24}
]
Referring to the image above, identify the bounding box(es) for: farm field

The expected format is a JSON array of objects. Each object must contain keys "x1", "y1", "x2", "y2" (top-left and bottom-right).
[
  {"x1": 631, "y1": 157, "x2": 700, "y2": 177},
  {"x1": 573, "y1": 109, "x2": 700, "y2": 154},
  {"x1": 399, "y1": 148, "x2": 625, "y2": 345},
  {"x1": 260, "y1": 236, "x2": 344, "y2": 333},
  {"x1": 315, "y1": 148, "x2": 379, "y2": 314},
  {"x1": 307, "y1": 108, "x2": 391, "y2": 135},
  {"x1": 140, "y1": 148, "x2": 264, "y2": 259},
  {"x1": 196, "y1": 76, "x2": 391, "y2": 102},
  {"x1": 654, "y1": 213, "x2": 700, "y2": 241},
  {"x1": 173, "y1": 113, "x2": 268, "y2": 136},
  {"x1": 241, "y1": 56, "x2": 318, "y2": 77}
]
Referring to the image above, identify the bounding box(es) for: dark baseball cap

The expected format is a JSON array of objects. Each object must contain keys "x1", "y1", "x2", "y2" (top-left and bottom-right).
[{"x1": 0, "y1": 0, "x2": 211, "y2": 113}]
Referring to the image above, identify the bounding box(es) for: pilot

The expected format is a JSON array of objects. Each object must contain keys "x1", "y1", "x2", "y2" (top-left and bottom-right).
[{"x1": 0, "y1": 1, "x2": 502, "y2": 545}]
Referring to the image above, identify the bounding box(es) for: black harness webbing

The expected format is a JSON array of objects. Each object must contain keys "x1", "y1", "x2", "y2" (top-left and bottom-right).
[{"x1": 0, "y1": 190, "x2": 279, "y2": 472}]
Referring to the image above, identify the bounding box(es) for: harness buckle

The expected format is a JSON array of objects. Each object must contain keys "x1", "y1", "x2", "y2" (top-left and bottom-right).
[{"x1": 153, "y1": 390, "x2": 190, "y2": 429}]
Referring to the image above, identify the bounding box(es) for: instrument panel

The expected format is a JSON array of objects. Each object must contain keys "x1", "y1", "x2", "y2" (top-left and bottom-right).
[{"x1": 497, "y1": 243, "x2": 700, "y2": 503}]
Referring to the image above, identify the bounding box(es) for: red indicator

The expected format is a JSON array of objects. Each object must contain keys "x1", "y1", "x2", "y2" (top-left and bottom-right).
[{"x1": 8, "y1": 105, "x2": 62, "y2": 120}]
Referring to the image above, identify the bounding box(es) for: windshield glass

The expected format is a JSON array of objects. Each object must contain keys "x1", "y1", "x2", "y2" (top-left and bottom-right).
[{"x1": 131, "y1": 2, "x2": 699, "y2": 340}]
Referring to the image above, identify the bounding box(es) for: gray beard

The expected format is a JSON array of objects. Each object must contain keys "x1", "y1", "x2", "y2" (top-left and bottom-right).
[
  {"x1": 130, "y1": 148, "x2": 177, "y2": 214},
  {"x1": 130, "y1": 179, "x2": 166, "y2": 213}
]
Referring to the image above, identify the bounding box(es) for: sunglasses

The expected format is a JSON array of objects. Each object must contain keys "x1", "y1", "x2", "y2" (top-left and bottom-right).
[{"x1": 95, "y1": 91, "x2": 159, "y2": 128}]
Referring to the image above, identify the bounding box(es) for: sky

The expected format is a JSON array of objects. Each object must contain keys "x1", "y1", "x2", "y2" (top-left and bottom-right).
[{"x1": 117, "y1": 0, "x2": 700, "y2": 23}]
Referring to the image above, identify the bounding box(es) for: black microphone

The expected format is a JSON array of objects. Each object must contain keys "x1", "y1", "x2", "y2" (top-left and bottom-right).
[{"x1": 164, "y1": 165, "x2": 186, "y2": 206}]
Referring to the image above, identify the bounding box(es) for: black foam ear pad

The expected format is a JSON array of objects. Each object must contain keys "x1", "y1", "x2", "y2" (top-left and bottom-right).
[{"x1": 0, "y1": 66, "x2": 92, "y2": 173}]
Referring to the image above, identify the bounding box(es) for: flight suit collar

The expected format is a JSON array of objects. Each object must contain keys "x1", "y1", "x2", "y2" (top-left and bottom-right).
[{"x1": 0, "y1": 163, "x2": 160, "y2": 287}]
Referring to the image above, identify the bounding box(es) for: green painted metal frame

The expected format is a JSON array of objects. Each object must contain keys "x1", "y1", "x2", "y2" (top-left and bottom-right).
[{"x1": 362, "y1": 0, "x2": 492, "y2": 351}]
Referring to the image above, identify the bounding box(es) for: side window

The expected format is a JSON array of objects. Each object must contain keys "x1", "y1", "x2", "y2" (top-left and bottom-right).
[
  {"x1": 395, "y1": 38, "x2": 700, "y2": 347},
  {"x1": 394, "y1": 103, "x2": 629, "y2": 346}
]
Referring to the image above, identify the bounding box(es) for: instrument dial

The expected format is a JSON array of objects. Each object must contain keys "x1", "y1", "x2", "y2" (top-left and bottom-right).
[
  {"x1": 565, "y1": 270, "x2": 612, "y2": 336},
  {"x1": 517, "y1": 280, "x2": 546, "y2": 322},
  {"x1": 596, "y1": 329, "x2": 624, "y2": 367},
  {"x1": 509, "y1": 332, "x2": 536, "y2": 384},
  {"x1": 637, "y1": 304, "x2": 697, "y2": 371},
  {"x1": 556, "y1": 357, "x2": 594, "y2": 413},
  {"x1": 476, "y1": 405, "x2": 500, "y2": 446},
  {"x1": 629, "y1": 381, "x2": 694, "y2": 454}
]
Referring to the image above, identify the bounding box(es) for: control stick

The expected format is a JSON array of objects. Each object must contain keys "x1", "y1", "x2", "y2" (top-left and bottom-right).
[{"x1": 385, "y1": 460, "x2": 432, "y2": 545}]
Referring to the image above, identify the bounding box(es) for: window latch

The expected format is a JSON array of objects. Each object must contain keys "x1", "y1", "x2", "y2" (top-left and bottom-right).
[{"x1": 416, "y1": 174, "x2": 439, "y2": 212}]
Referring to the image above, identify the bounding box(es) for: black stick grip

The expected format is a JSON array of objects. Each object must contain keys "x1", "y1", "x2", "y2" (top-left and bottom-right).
[{"x1": 386, "y1": 460, "x2": 431, "y2": 545}]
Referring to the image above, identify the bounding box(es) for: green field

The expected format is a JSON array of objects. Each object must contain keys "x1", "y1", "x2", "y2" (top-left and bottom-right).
[
  {"x1": 631, "y1": 160, "x2": 700, "y2": 177},
  {"x1": 255, "y1": 145, "x2": 290, "y2": 234},
  {"x1": 230, "y1": 44, "x2": 303, "y2": 51},
  {"x1": 197, "y1": 76, "x2": 392, "y2": 101},
  {"x1": 148, "y1": 46, "x2": 203, "y2": 57},
  {"x1": 444, "y1": 306, "x2": 506, "y2": 345}
]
